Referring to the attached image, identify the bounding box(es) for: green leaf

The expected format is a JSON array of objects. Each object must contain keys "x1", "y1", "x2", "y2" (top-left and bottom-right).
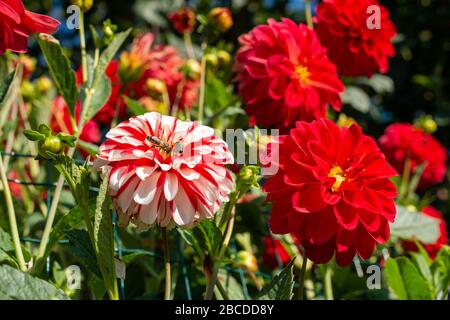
[
  {"x1": 93, "y1": 175, "x2": 115, "y2": 290},
  {"x1": 0, "y1": 265, "x2": 69, "y2": 300},
  {"x1": 431, "y1": 246, "x2": 450, "y2": 296},
  {"x1": 390, "y1": 206, "x2": 441, "y2": 244},
  {"x1": 217, "y1": 270, "x2": 245, "y2": 300},
  {"x1": 411, "y1": 252, "x2": 432, "y2": 283},
  {"x1": 37, "y1": 36, "x2": 78, "y2": 117},
  {"x1": 77, "y1": 139, "x2": 99, "y2": 157},
  {"x1": 0, "y1": 227, "x2": 17, "y2": 266},
  {"x1": 0, "y1": 67, "x2": 20, "y2": 130},
  {"x1": 384, "y1": 257, "x2": 434, "y2": 300},
  {"x1": 23, "y1": 129, "x2": 45, "y2": 141},
  {"x1": 81, "y1": 74, "x2": 112, "y2": 123},
  {"x1": 124, "y1": 96, "x2": 146, "y2": 116},
  {"x1": 191, "y1": 220, "x2": 223, "y2": 257},
  {"x1": 66, "y1": 229, "x2": 102, "y2": 278},
  {"x1": 341, "y1": 86, "x2": 370, "y2": 113},
  {"x1": 257, "y1": 259, "x2": 295, "y2": 300}
]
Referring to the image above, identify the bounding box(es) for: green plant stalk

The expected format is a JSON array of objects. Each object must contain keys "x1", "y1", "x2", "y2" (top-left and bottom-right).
[
  {"x1": 297, "y1": 256, "x2": 308, "y2": 300},
  {"x1": 324, "y1": 265, "x2": 334, "y2": 300},
  {"x1": 305, "y1": 0, "x2": 314, "y2": 29},
  {"x1": 197, "y1": 54, "x2": 207, "y2": 124},
  {"x1": 183, "y1": 32, "x2": 196, "y2": 60},
  {"x1": 79, "y1": 11, "x2": 88, "y2": 84},
  {"x1": 205, "y1": 197, "x2": 238, "y2": 300},
  {"x1": 0, "y1": 153, "x2": 27, "y2": 271},
  {"x1": 398, "y1": 156, "x2": 411, "y2": 201},
  {"x1": 162, "y1": 228, "x2": 172, "y2": 300}
]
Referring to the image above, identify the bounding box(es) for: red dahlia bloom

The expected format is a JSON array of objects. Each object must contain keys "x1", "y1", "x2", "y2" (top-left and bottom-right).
[
  {"x1": 125, "y1": 33, "x2": 200, "y2": 112},
  {"x1": 263, "y1": 236, "x2": 295, "y2": 269},
  {"x1": 378, "y1": 123, "x2": 448, "y2": 190},
  {"x1": 94, "y1": 112, "x2": 234, "y2": 229},
  {"x1": 167, "y1": 7, "x2": 196, "y2": 34},
  {"x1": 234, "y1": 19, "x2": 344, "y2": 130},
  {"x1": 0, "y1": 0, "x2": 59, "y2": 54},
  {"x1": 315, "y1": 0, "x2": 397, "y2": 78},
  {"x1": 402, "y1": 206, "x2": 448, "y2": 260},
  {"x1": 263, "y1": 119, "x2": 397, "y2": 266}
]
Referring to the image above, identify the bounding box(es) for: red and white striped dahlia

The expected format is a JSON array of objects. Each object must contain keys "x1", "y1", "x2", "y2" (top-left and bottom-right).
[{"x1": 94, "y1": 112, "x2": 234, "y2": 229}]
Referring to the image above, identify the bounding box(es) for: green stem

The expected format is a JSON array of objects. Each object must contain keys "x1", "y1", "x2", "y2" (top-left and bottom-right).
[
  {"x1": 198, "y1": 54, "x2": 207, "y2": 124},
  {"x1": 183, "y1": 32, "x2": 196, "y2": 60},
  {"x1": 216, "y1": 279, "x2": 230, "y2": 300},
  {"x1": 324, "y1": 265, "x2": 334, "y2": 300},
  {"x1": 305, "y1": 0, "x2": 314, "y2": 29},
  {"x1": 205, "y1": 201, "x2": 237, "y2": 300},
  {"x1": 162, "y1": 228, "x2": 172, "y2": 300},
  {"x1": 297, "y1": 256, "x2": 308, "y2": 300},
  {"x1": 0, "y1": 153, "x2": 27, "y2": 271},
  {"x1": 79, "y1": 11, "x2": 88, "y2": 84}
]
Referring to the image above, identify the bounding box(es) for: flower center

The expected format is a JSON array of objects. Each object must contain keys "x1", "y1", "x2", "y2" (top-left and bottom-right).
[
  {"x1": 294, "y1": 65, "x2": 310, "y2": 85},
  {"x1": 328, "y1": 165, "x2": 346, "y2": 192}
]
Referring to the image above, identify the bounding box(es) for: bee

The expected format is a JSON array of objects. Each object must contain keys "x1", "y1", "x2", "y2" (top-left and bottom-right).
[{"x1": 146, "y1": 136, "x2": 183, "y2": 156}]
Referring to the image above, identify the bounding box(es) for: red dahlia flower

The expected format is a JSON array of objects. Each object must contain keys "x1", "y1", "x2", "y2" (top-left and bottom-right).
[
  {"x1": 0, "y1": 0, "x2": 60, "y2": 54},
  {"x1": 263, "y1": 119, "x2": 397, "y2": 266},
  {"x1": 402, "y1": 206, "x2": 448, "y2": 260},
  {"x1": 124, "y1": 33, "x2": 200, "y2": 112},
  {"x1": 263, "y1": 236, "x2": 293, "y2": 269},
  {"x1": 234, "y1": 19, "x2": 344, "y2": 130},
  {"x1": 315, "y1": 0, "x2": 397, "y2": 78},
  {"x1": 94, "y1": 112, "x2": 234, "y2": 229},
  {"x1": 167, "y1": 7, "x2": 196, "y2": 34},
  {"x1": 378, "y1": 123, "x2": 448, "y2": 190}
]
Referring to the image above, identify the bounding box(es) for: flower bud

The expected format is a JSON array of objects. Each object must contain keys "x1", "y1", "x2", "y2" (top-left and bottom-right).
[
  {"x1": 208, "y1": 7, "x2": 233, "y2": 32},
  {"x1": 71, "y1": 0, "x2": 94, "y2": 12},
  {"x1": 415, "y1": 115, "x2": 437, "y2": 134},
  {"x1": 18, "y1": 55, "x2": 36, "y2": 78},
  {"x1": 36, "y1": 76, "x2": 53, "y2": 94},
  {"x1": 21, "y1": 80, "x2": 36, "y2": 99},
  {"x1": 237, "y1": 165, "x2": 260, "y2": 193},
  {"x1": 145, "y1": 78, "x2": 167, "y2": 98},
  {"x1": 39, "y1": 135, "x2": 63, "y2": 157},
  {"x1": 337, "y1": 113, "x2": 356, "y2": 128},
  {"x1": 234, "y1": 251, "x2": 258, "y2": 272},
  {"x1": 181, "y1": 59, "x2": 201, "y2": 80},
  {"x1": 168, "y1": 7, "x2": 196, "y2": 34},
  {"x1": 217, "y1": 50, "x2": 231, "y2": 65},
  {"x1": 204, "y1": 53, "x2": 218, "y2": 67}
]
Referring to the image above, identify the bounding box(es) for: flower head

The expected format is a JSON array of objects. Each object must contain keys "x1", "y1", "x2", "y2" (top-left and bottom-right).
[
  {"x1": 378, "y1": 123, "x2": 448, "y2": 190},
  {"x1": 168, "y1": 7, "x2": 196, "y2": 34},
  {"x1": 208, "y1": 7, "x2": 233, "y2": 33},
  {"x1": 124, "y1": 33, "x2": 200, "y2": 112},
  {"x1": 315, "y1": 0, "x2": 397, "y2": 77},
  {"x1": 94, "y1": 112, "x2": 234, "y2": 229},
  {"x1": 234, "y1": 19, "x2": 344, "y2": 130},
  {"x1": 402, "y1": 206, "x2": 448, "y2": 260},
  {"x1": 263, "y1": 119, "x2": 397, "y2": 266},
  {"x1": 0, "y1": 0, "x2": 60, "y2": 54}
]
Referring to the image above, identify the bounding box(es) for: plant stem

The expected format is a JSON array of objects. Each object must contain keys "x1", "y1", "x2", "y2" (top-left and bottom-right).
[
  {"x1": 305, "y1": 0, "x2": 314, "y2": 29},
  {"x1": 324, "y1": 265, "x2": 334, "y2": 300},
  {"x1": 183, "y1": 32, "x2": 196, "y2": 60},
  {"x1": 205, "y1": 205, "x2": 237, "y2": 300},
  {"x1": 162, "y1": 228, "x2": 172, "y2": 300},
  {"x1": 216, "y1": 279, "x2": 230, "y2": 300},
  {"x1": 0, "y1": 153, "x2": 27, "y2": 271},
  {"x1": 79, "y1": 11, "x2": 88, "y2": 84},
  {"x1": 297, "y1": 256, "x2": 308, "y2": 300},
  {"x1": 198, "y1": 54, "x2": 207, "y2": 124}
]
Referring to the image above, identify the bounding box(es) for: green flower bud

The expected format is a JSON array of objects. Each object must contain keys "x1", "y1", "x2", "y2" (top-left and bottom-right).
[{"x1": 71, "y1": 0, "x2": 94, "y2": 12}]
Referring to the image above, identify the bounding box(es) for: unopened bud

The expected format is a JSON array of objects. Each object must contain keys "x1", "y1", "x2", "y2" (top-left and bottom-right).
[
  {"x1": 36, "y1": 76, "x2": 52, "y2": 94},
  {"x1": 145, "y1": 78, "x2": 166, "y2": 98},
  {"x1": 235, "y1": 251, "x2": 258, "y2": 272},
  {"x1": 217, "y1": 50, "x2": 231, "y2": 65},
  {"x1": 182, "y1": 59, "x2": 201, "y2": 80},
  {"x1": 208, "y1": 7, "x2": 233, "y2": 33},
  {"x1": 71, "y1": 0, "x2": 94, "y2": 12}
]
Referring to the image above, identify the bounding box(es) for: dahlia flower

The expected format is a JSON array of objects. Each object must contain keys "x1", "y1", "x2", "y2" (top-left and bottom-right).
[
  {"x1": 378, "y1": 123, "x2": 448, "y2": 190},
  {"x1": 94, "y1": 112, "x2": 234, "y2": 229},
  {"x1": 0, "y1": 0, "x2": 60, "y2": 54},
  {"x1": 262, "y1": 236, "x2": 293, "y2": 269},
  {"x1": 167, "y1": 7, "x2": 196, "y2": 34},
  {"x1": 234, "y1": 18, "x2": 344, "y2": 130},
  {"x1": 263, "y1": 119, "x2": 397, "y2": 266},
  {"x1": 123, "y1": 33, "x2": 200, "y2": 112},
  {"x1": 315, "y1": 0, "x2": 397, "y2": 78},
  {"x1": 402, "y1": 206, "x2": 448, "y2": 260}
]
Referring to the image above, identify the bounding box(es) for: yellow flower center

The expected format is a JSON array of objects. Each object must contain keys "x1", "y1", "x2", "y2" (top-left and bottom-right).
[
  {"x1": 295, "y1": 65, "x2": 311, "y2": 85},
  {"x1": 328, "y1": 165, "x2": 346, "y2": 192}
]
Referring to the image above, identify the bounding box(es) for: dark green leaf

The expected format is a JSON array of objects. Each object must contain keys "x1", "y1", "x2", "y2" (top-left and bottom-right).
[
  {"x1": 81, "y1": 74, "x2": 112, "y2": 123},
  {"x1": 257, "y1": 259, "x2": 295, "y2": 300},
  {"x1": 67, "y1": 230, "x2": 102, "y2": 278},
  {"x1": 124, "y1": 96, "x2": 146, "y2": 116},
  {"x1": 23, "y1": 129, "x2": 45, "y2": 141},
  {"x1": 0, "y1": 265, "x2": 69, "y2": 300},
  {"x1": 37, "y1": 37, "x2": 78, "y2": 116},
  {"x1": 191, "y1": 220, "x2": 222, "y2": 256}
]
